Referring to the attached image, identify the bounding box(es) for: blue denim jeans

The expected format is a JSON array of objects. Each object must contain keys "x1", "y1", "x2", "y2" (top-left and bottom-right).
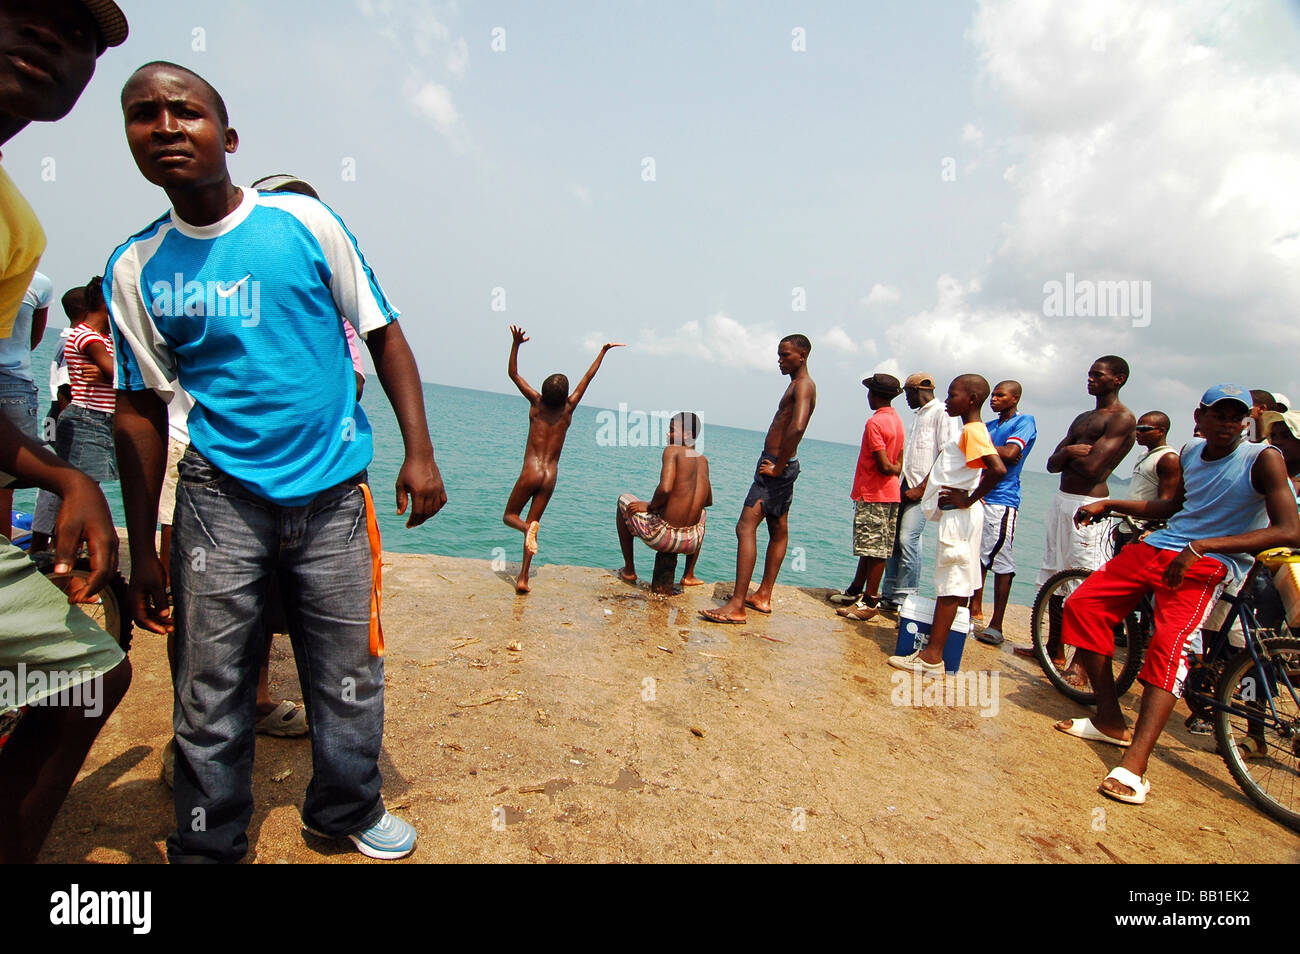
[
  {"x1": 166, "y1": 448, "x2": 385, "y2": 863},
  {"x1": 882, "y1": 497, "x2": 927, "y2": 603},
  {"x1": 0, "y1": 372, "x2": 38, "y2": 441},
  {"x1": 31, "y1": 404, "x2": 118, "y2": 536}
]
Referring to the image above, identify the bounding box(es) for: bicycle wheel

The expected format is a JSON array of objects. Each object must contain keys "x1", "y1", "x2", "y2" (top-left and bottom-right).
[
  {"x1": 64, "y1": 562, "x2": 132, "y2": 652},
  {"x1": 1213, "y1": 636, "x2": 1300, "y2": 832},
  {"x1": 1030, "y1": 568, "x2": 1144, "y2": 705}
]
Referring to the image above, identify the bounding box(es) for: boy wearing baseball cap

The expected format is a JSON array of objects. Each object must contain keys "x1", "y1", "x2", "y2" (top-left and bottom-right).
[
  {"x1": 834, "y1": 372, "x2": 904, "y2": 620},
  {"x1": 1057, "y1": 384, "x2": 1300, "y2": 807}
]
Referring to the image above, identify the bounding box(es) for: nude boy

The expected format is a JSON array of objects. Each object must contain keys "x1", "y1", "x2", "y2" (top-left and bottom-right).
[
  {"x1": 616, "y1": 412, "x2": 712, "y2": 594},
  {"x1": 504, "y1": 325, "x2": 622, "y2": 593},
  {"x1": 701, "y1": 334, "x2": 816, "y2": 623}
]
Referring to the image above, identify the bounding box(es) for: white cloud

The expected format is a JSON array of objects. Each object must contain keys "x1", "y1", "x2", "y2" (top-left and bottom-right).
[
  {"x1": 404, "y1": 79, "x2": 467, "y2": 149},
  {"x1": 823, "y1": 325, "x2": 878, "y2": 358},
  {"x1": 357, "y1": 0, "x2": 471, "y2": 148},
  {"x1": 891, "y1": 0, "x2": 1300, "y2": 414},
  {"x1": 591, "y1": 313, "x2": 784, "y2": 372},
  {"x1": 569, "y1": 183, "x2": 593, "y2": 207},
  {"x1": 862, "y1": 283, "x2": 901, "y2": 306}
]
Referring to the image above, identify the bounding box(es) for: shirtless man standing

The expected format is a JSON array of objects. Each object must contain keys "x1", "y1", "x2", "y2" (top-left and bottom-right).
[
  {"x1": 616, "y1": 412, "x2": 712, "y2": 594},
  {"x1": 701, "y1": 334, "x2": 816, "y2": 623},
  {"x1": 504, "y1": 325, "x2": 622, "y2": 593},
  {"x1": 1015, "y1": 355, "x2": 1136, "y2": 662}
]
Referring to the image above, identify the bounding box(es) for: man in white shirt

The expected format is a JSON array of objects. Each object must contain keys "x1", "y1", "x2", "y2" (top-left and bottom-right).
[{"x1": 878, "y1": 372, "x2": 960, "y2": 613}]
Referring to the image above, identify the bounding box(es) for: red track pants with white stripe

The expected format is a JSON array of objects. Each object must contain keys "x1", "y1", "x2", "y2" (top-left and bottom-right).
[{"x1": 1062, "y1": 540, "x2": 1226, "y2": 694}]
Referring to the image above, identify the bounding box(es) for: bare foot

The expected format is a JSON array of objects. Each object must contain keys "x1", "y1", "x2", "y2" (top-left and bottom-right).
[
  {"x1": 680, "y1": 575, "x2": 705, "y2": 586},
  {"x1": 524, "y1": 521, "x2": 539, "y2": 555},
  {"x1": 515, "y1": 576, "x2": 531, "y2": 594},
  {"x1": 616, "y1": 568, "x2": 637, "y2": 584},
  {"x1": 1062, "y1": 661, "x2": 1089, "y2": 689}
]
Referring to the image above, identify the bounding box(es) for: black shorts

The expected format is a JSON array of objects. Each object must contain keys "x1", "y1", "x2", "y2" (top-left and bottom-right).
[{"x1": 743, "y1": 452, "x2": 800, "y2": 518}]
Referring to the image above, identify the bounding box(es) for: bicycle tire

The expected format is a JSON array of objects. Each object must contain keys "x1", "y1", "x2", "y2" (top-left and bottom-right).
[
  {"x1": 1030, "y1": 568, "x2": 1145, "y2": 704},
  {"x1": 65, "y1": 560, "x2": 132, "y2": 652},
  {"x1": 1213, "y1": 636, "x2": 1300, "y2": 833}
]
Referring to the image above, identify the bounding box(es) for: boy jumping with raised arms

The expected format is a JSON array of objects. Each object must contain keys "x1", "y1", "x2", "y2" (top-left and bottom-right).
[{"x1": 504, "y1": 325, "x2": 621, "y2": 593}]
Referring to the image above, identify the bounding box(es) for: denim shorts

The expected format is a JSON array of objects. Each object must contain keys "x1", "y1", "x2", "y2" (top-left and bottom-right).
[{"x1": 0, "y1": 372, "x2": 39, "y2": 441}]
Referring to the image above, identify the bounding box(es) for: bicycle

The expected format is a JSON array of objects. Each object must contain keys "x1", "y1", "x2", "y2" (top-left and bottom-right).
[
  {"x1": 1029, "y1": 516, "x2": 1152, "y2": 704},
  {"x1": 1033, "y1": 539, "x2": 1300, "y2": 831},
  {"x1": 1189, "y1": 550, "x2": 1299, "y2": 831}
]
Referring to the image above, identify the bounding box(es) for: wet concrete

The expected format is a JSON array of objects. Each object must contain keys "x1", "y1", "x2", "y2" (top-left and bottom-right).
[{"x1": 38, "y1": 552, "x2": 1300, "y2": 863}]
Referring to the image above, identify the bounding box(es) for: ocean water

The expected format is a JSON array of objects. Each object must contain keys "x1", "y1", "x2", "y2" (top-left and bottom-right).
[{"x1": 15, "y1": 332, "x2": 1064, "y2": 607}]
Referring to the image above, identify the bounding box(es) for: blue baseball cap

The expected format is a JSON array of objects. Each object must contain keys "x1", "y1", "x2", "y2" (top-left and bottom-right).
[{"x1": 1199, "y1": 384, "x2": 1251, "y2": 410}]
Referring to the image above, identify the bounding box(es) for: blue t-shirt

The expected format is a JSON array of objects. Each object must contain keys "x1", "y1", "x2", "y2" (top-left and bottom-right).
[
  {"x1": 983, "y1": 412, "x2": 1037, "y2": 507},
  {"x1": 0, "y1": 270, "x2": 52, "y2": 382},
  {"x1": 1146, "y1": 439, "x2": 1277, "y2": 583},
  {"x1": 105, "y1": 188, "x2": 398, "y2": 506}
]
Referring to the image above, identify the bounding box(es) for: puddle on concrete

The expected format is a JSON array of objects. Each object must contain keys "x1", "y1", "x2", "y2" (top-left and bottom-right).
[
  {"x1": 603, "y1": 767, "x2": 646, "y2": 791},
  {"x1": 544, "y1": 777, "x2": 574, "y2": 798}
]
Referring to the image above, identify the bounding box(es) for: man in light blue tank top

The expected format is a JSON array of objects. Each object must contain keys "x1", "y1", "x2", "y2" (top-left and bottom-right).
[{"x1": 1052, "y1": 385, "x2": 1300, "y2": 808}]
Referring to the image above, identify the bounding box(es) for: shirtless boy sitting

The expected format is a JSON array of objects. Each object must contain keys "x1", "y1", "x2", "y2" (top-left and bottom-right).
[
  {"x1": 504, "y1": 325, "x2": 622, "y2": 593},
  {"x1": 616, "y1": 412, "x2": 713, "y2": 594}
]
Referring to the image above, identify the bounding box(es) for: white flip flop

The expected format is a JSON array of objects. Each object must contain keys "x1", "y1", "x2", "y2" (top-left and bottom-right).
[
  {"x1": 1054, "y1": 717, "x2": 1132, "y2": 748},
  {"x1": 1100, "y1": 766, "x2": 1150, "y2": 805}
]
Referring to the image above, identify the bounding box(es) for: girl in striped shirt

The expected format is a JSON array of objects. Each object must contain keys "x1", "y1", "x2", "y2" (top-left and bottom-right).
[{"x1": 31, "y1": 277, "x2": 119, "y2": 549}]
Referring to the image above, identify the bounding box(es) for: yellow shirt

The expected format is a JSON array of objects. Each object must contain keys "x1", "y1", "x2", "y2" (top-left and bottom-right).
[
  {"x1": 0, "y1": 163, "x2": 46, "y2": 339},
  {"x1": 959, "y1": 421, "x2": 996, "y2": 468}
]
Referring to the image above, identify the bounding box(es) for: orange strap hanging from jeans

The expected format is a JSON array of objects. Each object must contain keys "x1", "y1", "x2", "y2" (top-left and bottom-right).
[{"x1": 358, "y1": 483, "x2": 384, "y2": 657}]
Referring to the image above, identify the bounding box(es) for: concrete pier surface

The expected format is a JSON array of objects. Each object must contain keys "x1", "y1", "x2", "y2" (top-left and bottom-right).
[{"x1": 38, "y1": 552, "x2": 1299, "y2": 863}]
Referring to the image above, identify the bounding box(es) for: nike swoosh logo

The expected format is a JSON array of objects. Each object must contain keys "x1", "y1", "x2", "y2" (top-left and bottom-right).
[{"x1": 215, "y1": 274, "x2": 252, "y2": 298}]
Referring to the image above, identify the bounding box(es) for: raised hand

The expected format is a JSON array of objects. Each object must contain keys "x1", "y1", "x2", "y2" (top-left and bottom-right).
[{"x1": 511, "y1": 325, "x2": 529, "y2": 346}]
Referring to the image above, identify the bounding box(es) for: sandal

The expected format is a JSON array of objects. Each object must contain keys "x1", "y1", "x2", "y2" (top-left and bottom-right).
[{"x1": 255, "y1": 699, "x2": 309, "y2": 737}]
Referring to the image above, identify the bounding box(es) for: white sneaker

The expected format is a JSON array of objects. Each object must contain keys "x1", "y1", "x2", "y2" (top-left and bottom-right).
[{"x1": 887, "y1": 650, "x2": 945, "y2": 676}]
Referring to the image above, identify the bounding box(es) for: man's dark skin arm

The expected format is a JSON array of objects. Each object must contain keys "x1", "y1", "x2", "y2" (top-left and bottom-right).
[
  {"x1": 760, "y1": 380, "x2": 814, "y2": 477},
  {"x1": 1154, "y1": 451, "x2": 1181, "y2": 502},
  {"x1": 0, "y1": 415, "x2": 117, "y2": 600},
  {"x1": 113, "y1": 388, "x2": 171, "y2": 633},
  {"x1": 632, "y1": 447, "x2": 678, "y2": 516},
  {"x1": 1063, "y1": 414, "x2": 1134, "y2": 483},
  {"x1": 567, "y1": 342, "x2": 624, "y2": 410},
  {"x1": 29, "y1": 306, "x2": 47, "y2": 350},
  {"x1": 872, "y1": 448, "x2": 902, "y2": 477},
  {"x1": 82, "y1": 340, "x2": 115, "y2": 379},
  {"x1": 1046, "y1": 414, "x2": 1090, "y2": 474},
  {"x1": 507, "y1": 325, "x2": 540, "y2": 405},
  {"x1": 365, "y1": 321, "x2": 446, "y2": 526}
]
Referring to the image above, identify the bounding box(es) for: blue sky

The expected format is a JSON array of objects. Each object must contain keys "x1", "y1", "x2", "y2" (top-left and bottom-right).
[{"x1": 10, "y1": 0, "x2": 1300, "y2": 471}]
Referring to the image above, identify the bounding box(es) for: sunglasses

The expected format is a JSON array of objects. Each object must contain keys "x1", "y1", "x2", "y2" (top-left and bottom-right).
[{"x1": 1134, "y1": 425, "x2": 1161, "y2": 432}]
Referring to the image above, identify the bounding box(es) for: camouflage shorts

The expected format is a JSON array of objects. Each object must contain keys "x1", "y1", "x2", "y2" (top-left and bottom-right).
[{"x1": 852, "y1": 501, "x2": 899, "y2": 558}]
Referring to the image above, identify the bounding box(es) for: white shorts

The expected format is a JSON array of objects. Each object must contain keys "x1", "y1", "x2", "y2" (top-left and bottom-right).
[
  {"x1": 980, "y1": 503, "x2": 1017, "y2": 576},
  {"x1": 934, "y1": 503, "x2": 983, "y2": 598},
  {"x1": 1036, "y1": 489, "x2": 1112, "y2": 586}
]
